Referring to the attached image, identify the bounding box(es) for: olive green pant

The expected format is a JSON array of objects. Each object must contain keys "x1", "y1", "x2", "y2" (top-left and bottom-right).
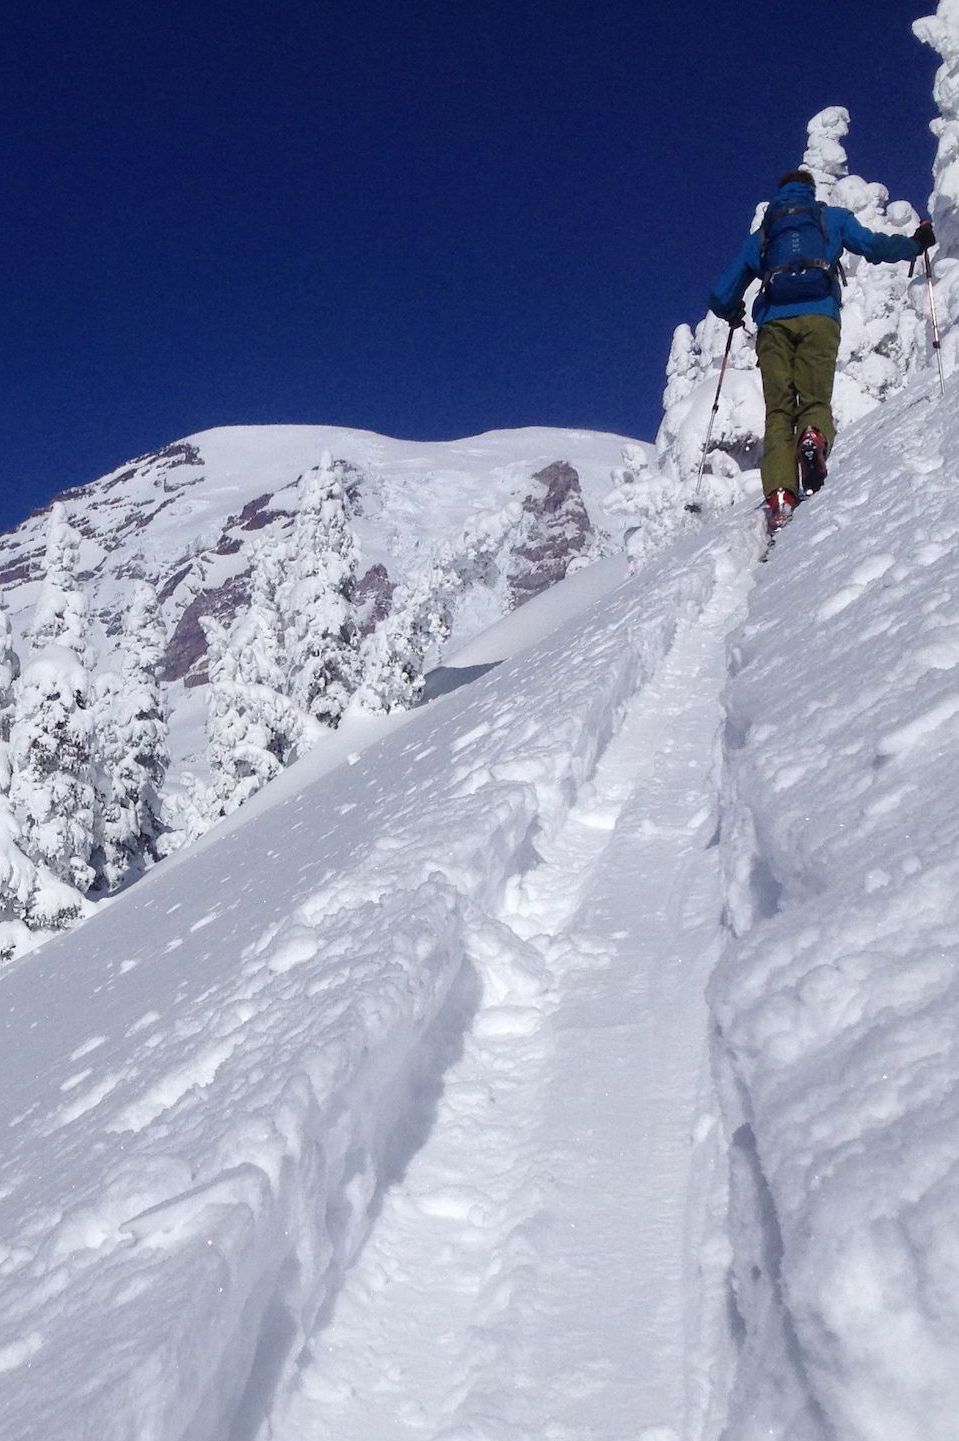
[{"x1": 756, "y1": 314, "x2": 841, "y2": 497}]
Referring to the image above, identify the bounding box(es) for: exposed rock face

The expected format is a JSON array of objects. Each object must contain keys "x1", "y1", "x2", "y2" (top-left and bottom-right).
[
  {"x1": 231, "y1": 493, "x2": 295, "y2": 532},
  {"x1": 507, "y1": 462, "x2": 593, "y2": 608},
  {"x1": 353, "y1": 564, "x2": 396, "y2": 636},
  {"x1": 162, "y1": 573, "x2": 253, "y2": 687}
]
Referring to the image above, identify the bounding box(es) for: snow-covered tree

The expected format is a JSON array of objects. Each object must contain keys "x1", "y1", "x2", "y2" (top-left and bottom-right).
[
  {"x1": 441, "y1": 499, "x2": 522, "y2": 592},
  {"x1": 245, "y1": 534, "x2": 290, "y2": 697},
  {"x1": 354, "y1": 560, "x2": 456, "y2": 713},
  {"x1": 91, "y1": 583, "x2": 170, "y2": 891},
  {"x1": 0, "y1": 608, "x2": 41, "y2": 952},
  {"x1": 203, "y1": 605, "x2": 314, "y2": 820},
  {"x1": 202, "y1": 531, "x2": 324, "y2": 819},
  {"x1": 10, "y1": 507, "x2": 95, "y2": 899},
  {"x1": 355, "y1": 501, "x2": 519, "y2": 714},
  {"x1": 658, "y1": 310, "x2": 763, "y2": 502},
  {"x1": 914, "y1": 1, "x2": 959, "y2": 375},
  {"x1": 158, "y1": 772, "x2": 211, "y2": 855},
  {"x1": 283, "y1": 454, "x2": 361, "y2": 727},
  {"x1": 801, "y1": 103, "x2": 851, "y2": 191},
  {"x1": 10, "y1": 647, "x2": 94, "y2": 895},
  {"x1": 31, "y1": 502, "x2": 89, "y2": 661},
  {"x1": 600, "y1": 445, "x2": 685, "y2": 575},
  {"x1": 801, "y1": 109, "x2": 922, "y2": 420},
  {"x1": 0, "y1": 607, "x2": 86, "y2": 951}
]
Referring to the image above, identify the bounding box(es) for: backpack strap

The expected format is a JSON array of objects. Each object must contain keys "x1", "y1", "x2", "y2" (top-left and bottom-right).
[
  {"x1": 763, "y1": 258, "x2": 836, "y2": 283},
  {"x1": 817, "y1": 203, "x2": 848, "y2": 287}
]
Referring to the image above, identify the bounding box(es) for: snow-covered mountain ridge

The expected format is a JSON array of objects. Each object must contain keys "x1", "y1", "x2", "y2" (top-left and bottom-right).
[{"x1": 0, "y1": 424, "x2": 647, "y2": 750}]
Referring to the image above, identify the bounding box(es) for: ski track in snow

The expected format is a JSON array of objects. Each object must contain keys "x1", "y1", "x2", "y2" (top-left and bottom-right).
[{"x1": 264, "y1": 515, "x2": 755, "y2": 1441}]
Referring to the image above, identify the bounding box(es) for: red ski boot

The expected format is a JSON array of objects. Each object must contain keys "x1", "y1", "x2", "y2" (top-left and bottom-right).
[
  {"x1": 797, "y1": 427, "x2": 828, "y2": 494},
  {"x1": 764, "y1": 487, "x2": 797, "y2": 538}
]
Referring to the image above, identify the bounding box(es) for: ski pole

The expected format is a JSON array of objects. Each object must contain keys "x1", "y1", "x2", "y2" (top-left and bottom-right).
[
  {"x1": 924, "y1": 249, "x2": 946, "y2": 398},
  {"x1": 909, "y1": 232, "x2": 945, "y2": 398},
  {"x1": 685, "y1": 325, "x2": 735, "y2": 515}
]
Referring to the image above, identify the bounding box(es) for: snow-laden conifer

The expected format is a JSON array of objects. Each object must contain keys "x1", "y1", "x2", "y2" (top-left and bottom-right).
[
  {"x1": 802, "y1": 109, "x2": 923, "y2": 417},
  {"x1": 0, "y1": 606, "x2": 42, "y2": 953},
  {"x1": 354, "y1": 559, "x2": 454, "y2": 713},
  {"x1": 440, "y1": 501, "x2": 521, "y2": 593},
  {"x1": 203, "y1": 602, "x2": 311, "y2": 820},
  {"x1": 158, "y1": 772, "x2": 211, "y2": 854},
  {"x1": 10, "y1": 646, "x2": 94, "y2": 896},
  {"x1": 0, "y1": 607, "x2": 20, "y2": 748},
  {"x1": 10, "y1": 505, "x2": 95, "y2": 901},
  {"x1": 202, "y1": 527, "x2": 325, "y2": 821},
  {"x1": 0, "y1": 607, "x2": 82, "y2": 950},
  {"x1": 356, "y1": 503, "x2": 518, "y2": 714},
  {"x1": 245, "y1": 533, "x2": 289, "y2": 698},
  {"x1": 91, "y1": 583, "x2": 170, "y2": 890},
  {"x1": 914, "y1": 2, "x2": 959, "y2": 372},
  {"x1": 283, "y1": 453, "x2": 361, "y2": 728},
  {"x1": 30, "y1": 502, "x2": 89, "y2": 661}
]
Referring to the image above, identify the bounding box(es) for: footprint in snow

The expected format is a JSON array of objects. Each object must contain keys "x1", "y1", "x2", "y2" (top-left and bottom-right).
[{"x1": 816, "y1": 552, "x2": 895, "y2": 621}]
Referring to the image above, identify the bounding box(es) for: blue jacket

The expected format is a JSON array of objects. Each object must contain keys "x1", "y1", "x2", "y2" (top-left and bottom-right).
[{"x1": 709, "y1": 181, "x2": 920, "y2": 329}]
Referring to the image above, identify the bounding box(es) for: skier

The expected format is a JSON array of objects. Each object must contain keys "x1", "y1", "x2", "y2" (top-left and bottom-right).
[{"x1": 708, "y1": 169, "x2": 935, "y2": 533}]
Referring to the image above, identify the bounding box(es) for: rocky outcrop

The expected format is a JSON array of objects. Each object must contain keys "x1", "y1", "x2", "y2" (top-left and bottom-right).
[
  {"x1": 161, "y1": 573, "x2": 252, "y2": 687},
  {"x1": 507, "y1": 462, "x2": 593, "y2": 608},
  {"x1": 354, "y1": 564, "x2": 395, "y2": 635}
]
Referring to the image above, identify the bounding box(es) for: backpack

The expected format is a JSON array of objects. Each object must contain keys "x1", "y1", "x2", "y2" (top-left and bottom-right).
[{"x1": 759, "y1": 198, "x2": 844, "y2": 305}]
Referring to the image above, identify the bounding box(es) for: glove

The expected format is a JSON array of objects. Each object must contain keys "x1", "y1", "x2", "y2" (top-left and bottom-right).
[
  {"x1": 913, "y1": 219, "x2": 936, "y2": 254},
  {"x1": 709, "y1": 299, "x2": 745, "y2": 328}
]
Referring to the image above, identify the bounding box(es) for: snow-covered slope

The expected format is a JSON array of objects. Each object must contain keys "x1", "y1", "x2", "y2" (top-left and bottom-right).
[
  {"x1": 712, "y1": 373, "x2": 959, "y2": 1441},
  {"x1": 0, "y1": 468, "x2": 758, "y2": 1440},
  {"x1": 3, "y1": 354, "x2": 958, "y2": 1441}
]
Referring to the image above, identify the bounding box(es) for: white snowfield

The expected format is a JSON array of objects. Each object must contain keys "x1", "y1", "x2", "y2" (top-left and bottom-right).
[{"x1": 0, "y1": 372, "x2": 956, "y2": 1441}]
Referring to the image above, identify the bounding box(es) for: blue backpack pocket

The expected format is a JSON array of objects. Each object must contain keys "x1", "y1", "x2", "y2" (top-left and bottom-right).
[{"x1": 761, "y1": 200, "x2": 837, "y2": 305}]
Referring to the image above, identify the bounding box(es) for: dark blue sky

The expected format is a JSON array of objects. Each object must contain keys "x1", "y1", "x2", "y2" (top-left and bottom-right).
[{"x1": 0, "y1": 1, "x2": 940, "y2": 529}]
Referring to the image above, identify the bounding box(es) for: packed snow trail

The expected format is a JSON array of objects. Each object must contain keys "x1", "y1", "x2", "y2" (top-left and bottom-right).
[
  {"x1": 0, "y1": 484, "x2": 758, "y2": 1441},
  {"x1": 263, "y1": 526, "x2": 756, "y2": 1440}
]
